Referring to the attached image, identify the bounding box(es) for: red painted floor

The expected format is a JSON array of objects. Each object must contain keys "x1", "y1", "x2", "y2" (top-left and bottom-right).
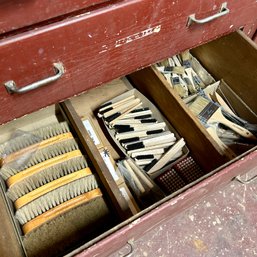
[{"x1": 109, "y1": 169, "x2": 257, "y2": 257}]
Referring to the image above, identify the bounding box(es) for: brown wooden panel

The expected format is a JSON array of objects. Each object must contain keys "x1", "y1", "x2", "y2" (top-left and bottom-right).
[
  {"x1": 59, "y1": 100, "x2": 132, "y2": 220},
  {"x1": 0, "y1": 0, "x2": 256, "y2": 125},
  {"x1": 0, "y1": 0, "x2": 110, "y2": 34},
  {"x1": 191, "y1": 31, "x2": 257, "y2": 117},
  {"x1": 0, "y1": 190, "x2": 24, "y2": 257},
  {"x1": 128, "y1": 67, "x2": 229, "y2": 172}
]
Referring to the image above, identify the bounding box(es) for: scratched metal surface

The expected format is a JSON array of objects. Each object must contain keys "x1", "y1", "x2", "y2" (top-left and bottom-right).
[{"x1": 109, "y1": 168, "x2": 257, "y2": 257}]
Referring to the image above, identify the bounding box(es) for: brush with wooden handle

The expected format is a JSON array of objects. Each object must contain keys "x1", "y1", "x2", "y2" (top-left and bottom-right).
[
  {"x1": 206, "y1": 126, "x2": 236, "y2": 159},
  {"x1": 15, "y1": 174, "x2": 100, "y2": 234},
  {"x1": 146, "y1": 138, "x2": 185, "y2": 174},
  {"x1": 1, "y1": 139, "x2": 82, "y2": 187},
  {"x1": 107, "y1": 102, "x2": 142, "y2": 126},
  {"x1": 126, "y1": 159, "x2": 154, "y2": 189},
  {"x1": 189, "y1": 96, "x2": 257, "y2": 140},
  {"x1": 123, "y1": 160, "x2": 145, "y2": 193},
  {"x1": 102, "y1": 98, "x2": 141, "y2": 119},
  {"x1": 98, "y1": 95, "x2": 135, "y2": 116},
  {"x1": 211, "y1": 92, "x2": 235, "y2": 115},
  {"x1": 7, "y1": 156, "x2": 89, "y2": 202},
  {"x1": 14, "y1": 168, "x2": 92, "y2": 209},
  {"x1": 22, "y1": 188, "x2": 102, "y2": 234},
  {"x1": 0, "y1": 122, "x2": 71, "y2": 165}
]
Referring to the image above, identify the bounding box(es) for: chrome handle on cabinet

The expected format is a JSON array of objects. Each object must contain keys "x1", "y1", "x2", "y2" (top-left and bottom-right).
[
  {"x1": 235, "y1": 174, "x2": 257, "y2": 185},
  {"x1": 119, "y1": 240, "x2": 134, "y2": 257},
  {"x1": 4, "y1": 62, "x2": 65, "y2": 94},
  {"x1": 187, "y1": 2, "x2": 230, "y2": 27}
]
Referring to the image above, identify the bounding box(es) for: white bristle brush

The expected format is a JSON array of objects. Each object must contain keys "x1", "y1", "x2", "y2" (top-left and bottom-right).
[
  {"x1": 7, "y1": 156, "x2": 88, "y2": 201},
  {"x1": 15, "y1": 174, "x2": 98, "y2": 225},
  {"x1": 0, "y1": 122, "x2": 70, "y2": 157},
  {"x1": 0, "y1": 139, "x2": 79, "y2": 180}
]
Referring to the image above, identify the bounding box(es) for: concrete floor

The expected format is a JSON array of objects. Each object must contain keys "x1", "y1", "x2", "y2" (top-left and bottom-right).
[{"x1": 109, "y1": 168, "x2": 257, "y2": 257}]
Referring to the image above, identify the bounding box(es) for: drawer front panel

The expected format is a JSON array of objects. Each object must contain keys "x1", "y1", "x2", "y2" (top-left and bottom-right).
[
  {"x1": 0, "y1": 0, "x2": 109, "y2": 34},
  {"x1": 73, "y1": 151, "x2": 257, "y2": 257},
  {"x1": 0, "y1": 0, "x2": 256, "y2": 125}
]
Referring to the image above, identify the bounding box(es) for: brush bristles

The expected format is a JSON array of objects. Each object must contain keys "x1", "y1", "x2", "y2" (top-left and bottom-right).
[
  {"x1": 0, "y1": 134, "x2": 41, "y2": 157},
  {"x1": 7, "y1": 156, "x2": 88, "y2": 201},
  {"x1": 189, "y1": 96, "x2": 210, "y2": 116},
  {"x1": 33, "y1": 122, "x2": 70, "y2": 139},
  {"x1": 0, "y1": 139, "x2": 79, "y2": 180},
  {"x1": 16, "y1": 174, "x2": 98, "y2": 225},
  {"x1": 0, "y1": 122, "x2": 70, "y2": 157}
]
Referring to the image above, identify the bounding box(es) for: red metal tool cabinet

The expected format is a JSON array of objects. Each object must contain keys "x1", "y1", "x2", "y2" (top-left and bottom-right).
[{"x1": 0, "y1": 1, "x2": 256, "y2": 256}]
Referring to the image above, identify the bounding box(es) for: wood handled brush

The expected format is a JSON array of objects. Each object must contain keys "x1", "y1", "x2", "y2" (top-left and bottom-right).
[
  {"x1": 0, "y1": 122, "x2": 71, "y2": 162},
  {"x1": 212, "y1": 92, "x2": 235, "y2": 115},
  {"x1": 7, "y1": 156, "x2": 89, "y2": 202},
  {"x1": 16, "y1": 174, "x2": 99, "y2": 227},
  {"x1": 98, "y1": 95, "x2": 136, "y2": 116},
  {"x1": 1, "y1": 139, "x2": 82, "y2": 187},
  {"x1": 189, "y1": 96, "x2": 257, "y2": 140},
  {"x1": 206, "y1": 126, "x2": 236, "y2": 159},
  {"x1": 14, "y1": 168, "x2": 92, "y2": 209},
  {"x1": 2, "y1": 132, "x2": 74, "y2": 165},
  {"x1": 22, "y1": 188, "x2": 102, "y2": 234},
  {"x1": 146, "y1": 138, "x2": 185, "y2": 174}
]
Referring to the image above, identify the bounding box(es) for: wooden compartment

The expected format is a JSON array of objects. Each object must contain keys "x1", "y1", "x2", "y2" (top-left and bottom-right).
[
  {"x1": 0, "y1": 31, "x2": 257, "y2": 257},
  {"x1": 191, "y1": 31, "x2": 257, "y2": 122},
  {"x1": 66, "y1": 76, "x2": 218, "y2": 175},
  {"x1": 69, "y1": 31, "x2": 257, "y2": 257},
  {"x1": 56, "y1": 65, "x2": 232, "y2": 255},
  {"x1": 0, "y1": 104, "x2": 130, "y2": 257}
]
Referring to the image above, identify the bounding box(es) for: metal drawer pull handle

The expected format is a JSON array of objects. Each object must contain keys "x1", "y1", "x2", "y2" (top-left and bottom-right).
[
  {"x1": 235, "y1": 174, "x2": 257, "y2": 184},
  {"x1": 187, "y1": 2, "x2": 229, "y2": 27},
  {"x1": 119, "y1": 240, "x2": 134, "y2": 257},
  {"x1": 4, "y1": 62, "x2": 64, "y2": 94}
]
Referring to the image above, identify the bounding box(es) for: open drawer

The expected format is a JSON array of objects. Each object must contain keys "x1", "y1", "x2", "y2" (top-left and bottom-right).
[
  {"x1": 71, "y1": 31, "x2": 257, "y2": 257},
  {"x1": 0, "y1": 31, "x2": 256, "y2": 257}
]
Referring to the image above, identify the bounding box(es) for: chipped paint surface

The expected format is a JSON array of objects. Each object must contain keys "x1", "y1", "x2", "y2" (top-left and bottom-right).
[
  {"x1": 115, "y1": 25, "x2": 161, "y2": 48},
  {"x1": 109, "y1": 168, "x2": 257, "y2": 257}
]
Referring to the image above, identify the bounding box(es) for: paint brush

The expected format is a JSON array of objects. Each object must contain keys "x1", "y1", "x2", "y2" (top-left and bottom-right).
[
  {"x1": 131, "y1": 148, "x2": 167, "y2": 158},
  {"x1": 123, "y1": 160, "x2": 145, "y2": 193},
  {"x1": 211, "y1": 92, "x2": 235, "y2": 115},
  {"x1": 157, "y1": 66, "x2": 185, "y2": 75},
  {"x1": 126, "y1": 142, "x2": 175, "y2": 155},
  {"x1": 116, "y1": 129, "x2": 164, "y2": 141},
  {"x1": 121, "y1": 110, "x2": 153, "y2": 119},
  {"x1": 106, "y1": 102, "x2": 142, "y2": 125},
  {"x1": 146, "y1": 138, "x2": 185, "y2": 174},
  {"x1": 103, "y1": 98, "x2": 141, "y2": 119},
  {"x1": 189, "y1": 96, "x2": 256, "y2": 140},
  {"x1": 171, "y1": 73, "x2": 189, "y2": 98},
  {"x1": 206, "y1": 126, "x2": 236, "y2": 159},
  {"x1": 113, "y1": 119, "x2": 157, "y2": 126},
  {"x1": 126, "y1": 159, "x2": 154, "y2": 189},
  {"x1": 115, "y1": 122, "x2": 166, "y2": 133},
  {"x1": 98, "y1": 95, "x2": 135, "y2": 113},
  {"x1": 124, "y1": 132, "x2": 176, "y2": 150}
]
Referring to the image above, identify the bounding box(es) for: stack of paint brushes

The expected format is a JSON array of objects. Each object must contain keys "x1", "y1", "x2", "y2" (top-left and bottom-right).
[
  {"x1": 0, "y1": 122, "x2": 108, "y2": 236},
  {"x1": 156, "y1": 50, "x2": 214, "y2": 99},
  {"x1": 98, "y1": 89, "x2": 188, "y2": 177},
  {"x1": 188, "y1": 94, "x2": 257, "y2": 159}
]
